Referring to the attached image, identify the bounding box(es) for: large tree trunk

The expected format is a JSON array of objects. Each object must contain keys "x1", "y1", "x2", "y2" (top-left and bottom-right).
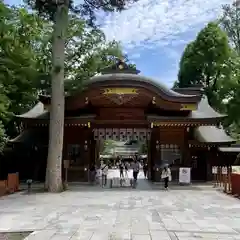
[{"x1": 45, "y1": 3, "x2": 69, "y2": 192}]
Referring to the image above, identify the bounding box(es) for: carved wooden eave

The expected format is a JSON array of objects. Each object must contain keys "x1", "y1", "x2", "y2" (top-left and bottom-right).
[
  {"x1": 93, "y1": 128, "x2": 151, "y2": 141},
  {"x1": 39, "y1": 73, "x2": 201, "y2": 110},
  {"x1": 151, "y1": 122, "x2": 216, "y2": 127},
  {"x1": 25, "y1": 122, "x2": 92, "y2": 128},
  {"x1": 188, "y1": 143, "x2": 216, "y2": 148}
]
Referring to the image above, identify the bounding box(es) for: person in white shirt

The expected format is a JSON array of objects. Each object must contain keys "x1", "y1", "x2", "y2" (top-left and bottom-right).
[
  {"x1": 100, "y1": 161, "x2": 108, "y2": 187},
  {"x1": 124, "y1": 162, "x2": 129, "y2": 178},
  {"x1": 161, "y1": 165, "x2": 171, "y2": 190}
]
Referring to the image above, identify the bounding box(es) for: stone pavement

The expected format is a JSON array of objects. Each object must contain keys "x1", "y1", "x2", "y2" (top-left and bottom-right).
[{"x1": 0, "y1": 170, "x2": 240, "y2": 239}]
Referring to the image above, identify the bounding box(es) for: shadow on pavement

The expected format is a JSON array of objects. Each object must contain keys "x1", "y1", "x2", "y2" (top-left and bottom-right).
[{"x1": 19, "y1": 179, "x2": 213, "y2": 195}]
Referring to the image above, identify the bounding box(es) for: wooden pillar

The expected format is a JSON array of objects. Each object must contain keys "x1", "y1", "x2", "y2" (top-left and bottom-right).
[
  {"x1": 149, "y1": 130, "x2": 155, "y2": 181},
  {"x1": 147, "y1": 139, "x2": 151, "y2": 179},
  {"x1": 149, "y1": 128, "x2": 160, "y2": 181},
  {"x1": 182, "y1": 127, "x2": 191, "y2": 167},
  {"x1": 95, "y1": 140, "x2": 100, "y2": 166},
  {"x1": 84, "y1": 128, "x2": 92, "y2": 168}
]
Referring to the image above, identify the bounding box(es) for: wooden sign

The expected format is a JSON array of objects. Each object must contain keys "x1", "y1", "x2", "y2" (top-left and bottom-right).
[
  {"x1": 64, "y1": 160, "x2": 70, "y2": 169},
  {"x1": 180, "y1": 104, "x2": 197, "y2": 111},
  {"x1": 103, "y1": 88, "x2": 138, "y2": 95}
]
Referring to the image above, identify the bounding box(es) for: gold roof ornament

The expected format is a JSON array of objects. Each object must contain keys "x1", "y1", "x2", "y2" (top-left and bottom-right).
[{"x1": 100, "y1": 57, "x2": 140, "y2": 74}]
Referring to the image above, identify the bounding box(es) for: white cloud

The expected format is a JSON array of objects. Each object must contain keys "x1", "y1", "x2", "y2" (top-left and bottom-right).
[{"x1": 100, "y1": 0, "x2": 233, "y2": 50}]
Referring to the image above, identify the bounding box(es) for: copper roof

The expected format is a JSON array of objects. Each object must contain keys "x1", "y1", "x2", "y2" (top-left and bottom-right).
[
  {"x1": 87, "y1": 73, "x2": 199, "y2": 102},
  {"x1": 9, "y1": 128, "x2": 49, "y2": 144},
  {"x1": 147, "y1": 96, "x2": 225, "y2": 121},
  {"x1": 194, "y1": 126, "x2": 235, "y2": 144},
  {"x1": 16, "y1": 102, "x2": 48, "y2": 119},
  {"x1": 190, "y1": 97, "x2": 226, "y2": 119}
]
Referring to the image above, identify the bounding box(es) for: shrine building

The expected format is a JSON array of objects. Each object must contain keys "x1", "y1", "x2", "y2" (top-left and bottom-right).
[{"x1": 9, "y1": 61, "x2": 239, "y2": 182}]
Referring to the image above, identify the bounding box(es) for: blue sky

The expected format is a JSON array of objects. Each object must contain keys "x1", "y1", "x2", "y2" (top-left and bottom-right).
[{"x1": 5, "y1": 0, "x2": 232, "y2": 87}]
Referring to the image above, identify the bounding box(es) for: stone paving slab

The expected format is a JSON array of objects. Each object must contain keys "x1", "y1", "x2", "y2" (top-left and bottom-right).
[{"x1": 0, "y1": 170, "x2": 240, "y2": 239}]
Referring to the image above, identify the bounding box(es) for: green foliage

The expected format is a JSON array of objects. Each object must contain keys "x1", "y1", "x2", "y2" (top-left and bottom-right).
[
  {"x1": 24, "y1": 0, "x2": 138, "y2": 26},
  {"x1": 37, "y1": 14, "x2": 124, "y2": 94},
  {"x1": 102, "y1": 140, "x2": 117, "y2": 154},
  {"x1": 0, "y1": 121, "x2": 6, "y2": 153},
  {"x1": 0, "y1": 2, "x2": 43, "y2": 139},
  {"x1": 218, "y1": 3, "x2": 240, "y2": 139},
  {"x1": 176, "y1": 14, "x2": 240, "y2": 140},
  {"x1": 0, "y1": 1, "x2": 129, "y2": 141},
  {"x1": 221, "y1": 3, "x2": 240, "y2": 54},
  {"x1": 177, "y1": 22, "x2": 232, "y2": 107}
]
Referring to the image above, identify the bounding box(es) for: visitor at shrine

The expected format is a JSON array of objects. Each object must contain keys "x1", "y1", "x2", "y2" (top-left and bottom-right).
[
  {"x1": 161, "y1": 165, "x2": 172, "y2": 190},
  {"x1": 119, "y1": 162, "x2": 124, "y2": 178},
  {"x1": 100, "y1": 161, "x2": 108, "y2": 187},
  {"x1": 132, "y1": 159, "x2": 140, "y2": 182},
  {"x1": 89, "y1": 164, "x2": 96, "y2": 184},
  {"x1": 124, "y1": 162, "x2": 129, "y2": 178},
  {"x1": 143, "y1": 163, "x2": 148, "y2": 178}
]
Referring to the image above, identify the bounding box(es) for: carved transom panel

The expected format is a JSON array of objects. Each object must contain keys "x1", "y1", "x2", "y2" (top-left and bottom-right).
[
  {"x1": 93, "y1": 128, "x2": 151, "y2": 141},
  {"x1": 102, "y1": 88, "x2": 138, "y2": 105}
]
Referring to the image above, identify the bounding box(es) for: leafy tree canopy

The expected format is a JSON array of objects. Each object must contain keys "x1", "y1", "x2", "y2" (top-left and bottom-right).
[
  {"x1": 176, "y1": 22, "x2": 232, "y2": 107},
  {"x1": 0, "y1": 1, "x2": 131, "y2": 150},
  {"x1": 221, "y1": 2, "x2": 240, "y2": 54}
]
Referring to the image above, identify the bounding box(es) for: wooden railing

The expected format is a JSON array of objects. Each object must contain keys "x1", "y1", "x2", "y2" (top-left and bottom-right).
[
  {"x1": 0, "y1": 172, "x2": 19, "y2": 197},
  {"x1": 212, "y1": 166, "x2": 240, "y2": 197}
]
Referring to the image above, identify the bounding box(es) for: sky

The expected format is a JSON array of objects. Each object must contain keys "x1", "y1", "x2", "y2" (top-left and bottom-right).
[{"x1": 5, "y1": 0, "x2": 233, "y2": 87}]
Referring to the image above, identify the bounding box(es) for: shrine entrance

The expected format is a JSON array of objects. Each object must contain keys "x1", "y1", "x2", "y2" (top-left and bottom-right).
[
  {"x1": 59, "y1": 61, "x2": 200, "y2": 182},
  {"x1": 11, "y1": 60, "x2": 237, "y2": 183},
  {"x1": 92, "y1": 127, "x2": 151, "y2": 168},
  {"x1": 17, "y1": 60, "x2": 206, "y2": 182}
]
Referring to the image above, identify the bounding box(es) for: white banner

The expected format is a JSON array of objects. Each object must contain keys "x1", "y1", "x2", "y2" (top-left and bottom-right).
[
  {"x1": 212, "y1": 166, "x2": 217, "y2": 174},
  {"x1": 179, "y1": 168, "x2": 191, "y2": 184},
  {"x1": 222, "y1": 167, "x2": 228, "y2": 175}
]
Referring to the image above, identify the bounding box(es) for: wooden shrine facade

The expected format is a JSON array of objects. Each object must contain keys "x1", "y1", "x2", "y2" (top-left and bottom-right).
[{"x1": 10, "y1": 61, "x2": 239, "y2": 182}]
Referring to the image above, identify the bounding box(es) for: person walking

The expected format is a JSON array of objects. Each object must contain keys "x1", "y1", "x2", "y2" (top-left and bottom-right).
[
  {"x1": 100, "y1": 161, "x2": 108, "y2": 187},
  {"x1": 89, "y1": 163, "x2": 96, "y2": 184},
  {"x1": 143, "y1": 163, "x2": 148, "y2": 179},
  {"x1": 161, "y1": 165, "x2": 171, "y2": 190},
  {"x1": 119, "y1": 162, "x2": 124, "y2": 179},
  {"x1": 124, "y1": 162, "x2": 129, "y2": 178},
  {"x1": 132, "y1": 159, "x2": 140, "y2": 183}
]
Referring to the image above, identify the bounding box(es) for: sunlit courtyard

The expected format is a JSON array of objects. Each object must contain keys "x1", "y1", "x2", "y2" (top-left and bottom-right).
[{"x1": 0, "y1": 170, "x2": 240, "y2": 240}]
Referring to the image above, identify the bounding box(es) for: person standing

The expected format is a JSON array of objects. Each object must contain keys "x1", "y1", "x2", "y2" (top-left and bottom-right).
[
  {"x1": 132, "y1": 159, "x2": 140, "y2": 182},
  {"x1": 143, "y1": 163, "x2": 148, "y2": 179},
  {"x1": 89, "y1": 163, "x2": 96, "y2": 184},
  {"x1": 119, "y1": 162, "x2": 124, "y2": 178},
  {"x1": 161, "y1": 165, "x2": 171, "y2": 190},
  {"x1": 124, "y1": 162, "x2": 129, "y2": 178},
  {"x1": 101, "y1": 161, "x2": 108, "y2": 187}
]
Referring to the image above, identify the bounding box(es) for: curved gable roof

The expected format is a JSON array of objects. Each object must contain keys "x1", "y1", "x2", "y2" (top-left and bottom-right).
[
  {"x1": 85, "y1": 73, "x2": 200, "y2": 103},
  {"x1": 39, "y1": 73, "x2": 201, "y2": 104},
  {"x1": 190, "y1": 97, "x2": 226, "y2": 119},
  {"x1": 194, "y1": 126, "x2": 235, "y2": 144}
]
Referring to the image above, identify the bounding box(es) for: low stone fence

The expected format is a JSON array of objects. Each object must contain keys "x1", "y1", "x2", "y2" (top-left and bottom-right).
[{"x1": 0, "y1": 172, "x2": 19, "y2": 197}]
